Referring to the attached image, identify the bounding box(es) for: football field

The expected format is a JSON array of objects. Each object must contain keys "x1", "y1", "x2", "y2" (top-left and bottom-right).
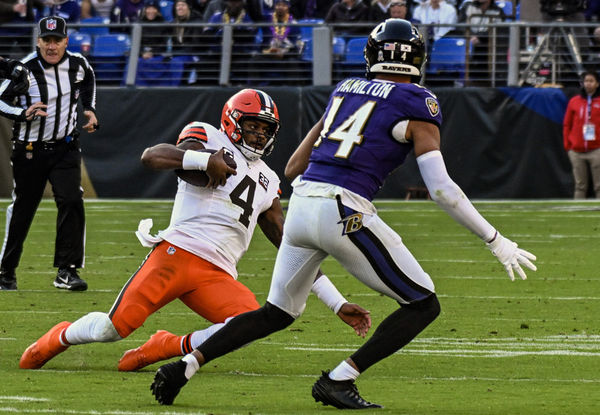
[{"x1": 0, "y1": 199, "x2": 598, "y2": 414}]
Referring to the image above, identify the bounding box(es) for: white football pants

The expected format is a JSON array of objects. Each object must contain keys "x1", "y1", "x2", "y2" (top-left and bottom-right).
[{"x1": 267, "y1": 193, "x2": 435, "y2": 319}]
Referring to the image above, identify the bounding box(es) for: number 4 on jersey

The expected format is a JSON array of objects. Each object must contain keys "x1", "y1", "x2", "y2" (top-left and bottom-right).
[{"x1": 230, "y1": 176, "x2": 256, "y2": 227}]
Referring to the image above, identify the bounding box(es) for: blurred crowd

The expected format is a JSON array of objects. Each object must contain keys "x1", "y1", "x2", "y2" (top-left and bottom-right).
[{"x1": 6, "y1": 1, "x2": 600, "y2": 87}]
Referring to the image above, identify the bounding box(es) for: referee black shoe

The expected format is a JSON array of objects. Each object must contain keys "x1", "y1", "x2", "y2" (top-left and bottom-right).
[
  {"x1": 151, "y1": 360, "x2": 188, "y2": 405},
  {"x1": 312, "y1": 371, "x2": 382, "y2": 409},
  {"x1": 53, "y1": 268, "x2": 88, "y2": 291},
  {"x1": 0, "y1": 269, "x2": 17, "y2": 291}
]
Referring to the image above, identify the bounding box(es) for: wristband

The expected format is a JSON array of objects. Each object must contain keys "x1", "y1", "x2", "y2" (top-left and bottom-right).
[
  {"x1": 182, "y1": 150, "x2": 210, "y2": 171},
  {"x1": 486, "y1": 230, "x2": 498, "y2": 244},
  {"x1": 311, "y1": 275, "x2": 347, "y2": 314}
]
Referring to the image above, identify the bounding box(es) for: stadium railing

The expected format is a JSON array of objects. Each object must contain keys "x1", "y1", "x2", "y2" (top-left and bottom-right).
[{"x1": 0, "y1": 20, "x2": 598, "y2": 88}]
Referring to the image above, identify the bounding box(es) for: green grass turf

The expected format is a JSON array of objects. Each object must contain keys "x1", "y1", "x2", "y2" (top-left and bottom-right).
[{"x1": 0, "y1": 199, "x2": 598, "y2": 414}]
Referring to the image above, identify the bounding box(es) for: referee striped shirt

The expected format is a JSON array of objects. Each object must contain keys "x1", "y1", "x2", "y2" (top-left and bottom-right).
[{"x1": 0, "y1": 49, "x2": 96, "y2": 142}]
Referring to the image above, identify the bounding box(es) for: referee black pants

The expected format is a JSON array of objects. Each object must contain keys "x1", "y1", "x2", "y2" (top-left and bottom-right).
[{"x1": 1, "y1": 140, "x2": 85, "y2": 272}]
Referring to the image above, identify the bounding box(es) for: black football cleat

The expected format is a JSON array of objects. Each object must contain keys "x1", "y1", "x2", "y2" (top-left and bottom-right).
[
  {"x1": 151, "y1": 360, "x2": 188, "y2": 405},
  {"x1": 0, "y1": 269, "x2": 17, "y2": 291},
  {"x1": 53, "y1": 268, "x2": 87, "y2": 291},
  {"x1": 312, "y1": 371, "x2": 382, "y2": 410}
]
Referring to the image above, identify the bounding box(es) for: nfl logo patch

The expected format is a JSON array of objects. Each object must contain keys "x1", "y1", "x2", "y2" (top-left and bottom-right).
[
  {"x1": 47, "y1": 19, "x2": 57, "y2": 30},
  {"x1": 425, "y1": 97, "x2": 439, "y2": 117},
  {"x1": 167, "y1": 246, "x2": 176, "y2": 255}
]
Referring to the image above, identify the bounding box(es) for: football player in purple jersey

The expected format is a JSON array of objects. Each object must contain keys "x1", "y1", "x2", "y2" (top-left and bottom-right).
[{"x1": 150, "y1": 19, "x2": 537, "y2": 409}]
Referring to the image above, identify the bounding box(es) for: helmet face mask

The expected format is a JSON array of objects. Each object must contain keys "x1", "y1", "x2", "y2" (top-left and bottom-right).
[
  {"x1": 221, "y1": 89, "x2": 280, "y2": 161},
  {"x1": 364, "y1": 18, "x2": 426, "y2": 82}
]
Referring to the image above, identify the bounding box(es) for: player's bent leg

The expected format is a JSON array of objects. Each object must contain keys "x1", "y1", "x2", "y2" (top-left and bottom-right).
[
  {"x1": 151, "y1": 303, "x2": 295, "y2": 406},
  {"x1": 20, "y1": 312, "x2": 123, "y2": 370},
  {"x1": 350, "y1": 293, "x2": 440, "y2": 373},
  {"x1": 312, "y1": 294, "x2": 440, "y2": 409},
  {"x1": 20, "y1": 321, "x2": 72, "y2": 369},
  {"x1": 198, "y1": 302, "x2": 294, "y2": 363},
  {"x1": 64, "y1": 312, "x2": 121, "y2": 344}
]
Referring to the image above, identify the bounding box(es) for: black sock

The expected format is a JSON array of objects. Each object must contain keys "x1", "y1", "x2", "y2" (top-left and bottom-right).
[
  {"x1": 351, "y1": 293, "x2": 441, "y2": 373},
  {"x1": 197, "y1": 302, "x2": 294, "y2": 363}
]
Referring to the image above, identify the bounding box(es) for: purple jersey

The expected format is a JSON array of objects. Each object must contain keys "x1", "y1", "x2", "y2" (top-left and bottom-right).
[{"x1": 302, "y1": 77, "x2": 442, "y2": 201}]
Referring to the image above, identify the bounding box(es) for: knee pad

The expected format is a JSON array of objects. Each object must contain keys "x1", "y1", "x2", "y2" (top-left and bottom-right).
[
  {"x1": 88, "y1": 312, "x2": 121, "y2": 342},
  {"x1": 67, "y1": 312, "x2": 121, "y2": 344}
]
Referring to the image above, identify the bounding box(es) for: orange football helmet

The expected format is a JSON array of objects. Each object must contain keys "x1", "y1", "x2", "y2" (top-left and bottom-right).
[{"x1": 221, "y1": 89, "x2": 280, "y2": 161}]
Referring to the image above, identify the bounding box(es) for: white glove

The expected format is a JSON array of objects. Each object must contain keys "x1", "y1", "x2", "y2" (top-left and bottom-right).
[{"x1": 486, "y1": 232, "x2": 537, "y2": 281}]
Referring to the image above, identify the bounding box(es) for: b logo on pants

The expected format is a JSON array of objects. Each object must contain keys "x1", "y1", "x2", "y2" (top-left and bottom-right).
[{"x1": 338, "y1": 213, "x2": 363, "y2": 235}]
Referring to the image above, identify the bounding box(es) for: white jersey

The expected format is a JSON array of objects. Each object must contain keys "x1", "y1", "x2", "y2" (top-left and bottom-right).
[{"x1": 157, "y1": 122, "x2": 280, "y2": 278}]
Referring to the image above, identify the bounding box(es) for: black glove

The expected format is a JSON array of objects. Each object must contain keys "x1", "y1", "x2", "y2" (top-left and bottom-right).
[{"x1": 8, "y1": 61, "x2": 30, "y2": 95}]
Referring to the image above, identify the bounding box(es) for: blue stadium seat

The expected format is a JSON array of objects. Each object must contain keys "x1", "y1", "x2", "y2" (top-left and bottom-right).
[
  {"x1": 333, "y1": 37, "x2": 346, "y2": 61},
  {"x1": 79, "y1": 17, "x2": 110, "y2": 37},
  {"x1": 496, "y1": 1, "x2": 513, "y2": 20},
  {"x1": 67, "y1": 32, "x2": 92, "y2": 55},
  {"x1": 159, "y1": 0, "x2": 174, "y2": 22},
  {"x1": 301, "y1": 38, "x2": 313, "y2": 61},
  {"x1": 298, "y1": 18, "x2": 324, "y2": 41},
  {"x1": 136, "y1": 56, "x2": 184, "y2": 86},
  {"x1": 92, "y1": 33, "x2": 131, "y2": 57},
  {"x1": 344, "y1": 37, "x2": 367, "y2": 64},
  {"x1": 91, "y1": 34, "x2": 131, "y2": 83},
  {"x1": 301, "y1": 37, "x2": 346, "y2": 62},
  {"x1": 427, "y1": 37, "x2": 467, "y2": 78}
]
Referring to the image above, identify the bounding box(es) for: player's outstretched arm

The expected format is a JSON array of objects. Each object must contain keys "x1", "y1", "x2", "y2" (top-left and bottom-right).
[
  {"x1": 409, "y1": 120, "x2": 537, "y2": 281},
  {"x1": 285, "y1": 116, "x2": 324, "y2": 181}
]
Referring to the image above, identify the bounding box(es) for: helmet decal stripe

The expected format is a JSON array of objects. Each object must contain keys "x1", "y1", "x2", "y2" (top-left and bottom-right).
[{"x1": 256, "y1": 89, "x2": 274, "y2": 113}]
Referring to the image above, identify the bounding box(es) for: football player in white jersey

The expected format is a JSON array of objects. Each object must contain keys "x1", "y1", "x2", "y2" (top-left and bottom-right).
[{"x1": 19, "y1": 89, "x2": 372, "y2": 371}]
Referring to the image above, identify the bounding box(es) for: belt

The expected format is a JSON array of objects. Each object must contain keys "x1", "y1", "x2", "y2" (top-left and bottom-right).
[{"x1": 13, "y1": 136, "x2": 76, "y2": 151}]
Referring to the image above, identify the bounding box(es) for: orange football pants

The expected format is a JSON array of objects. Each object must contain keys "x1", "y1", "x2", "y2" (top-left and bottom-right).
[{"x1": 108, "y1": 241, "x2": 260, "y2": 338}]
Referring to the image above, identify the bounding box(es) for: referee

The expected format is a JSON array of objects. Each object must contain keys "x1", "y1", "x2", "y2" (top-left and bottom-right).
[{"x1": 0, "y1": 16, "x2": 99, "y2": 291}]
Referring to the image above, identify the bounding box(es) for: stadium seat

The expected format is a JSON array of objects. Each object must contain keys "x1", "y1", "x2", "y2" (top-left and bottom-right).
[
  {"x1": 334, "y1": 37, "x2": 366, "y2": 79},
  {"x1": 333, "y1": 37, "x2": 346, "y2": 61},
  {"x1": 79, "y1": 17, "x2": 110, "y2": 37},
  {"x1": 159, "y1": 0, "x2": 174, "y2": 22},
  {"x1": 67, "y1": 32, "x2": 92, "y2": 55},
  {"x1": 427, "y1": 36, "x2": 467, "y2": 77},
  {"x1": 301, "y1": 38, "x2": 313, "y2": 61},
  {"x1": 344, "y1": 37, "x2": 367, "y2": 64},
  {"x1": 90, "y1": 34, "x2": 131, "y2": 84},
  {"x1": 301, "y1": 37, "x2": 346, "y2": 62},
  {"x1": 298, "y1": 18, "x2": 324, "y2": 41},
  {"x1": 92, "y1": 33, "x2": 131, "y2": 57},
  {"x1": 496, "y1": 1, "x2": 513, "y2": 20},
  {"x1": 135, "y1": 56, "x2": 184, "y2": 86}
]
